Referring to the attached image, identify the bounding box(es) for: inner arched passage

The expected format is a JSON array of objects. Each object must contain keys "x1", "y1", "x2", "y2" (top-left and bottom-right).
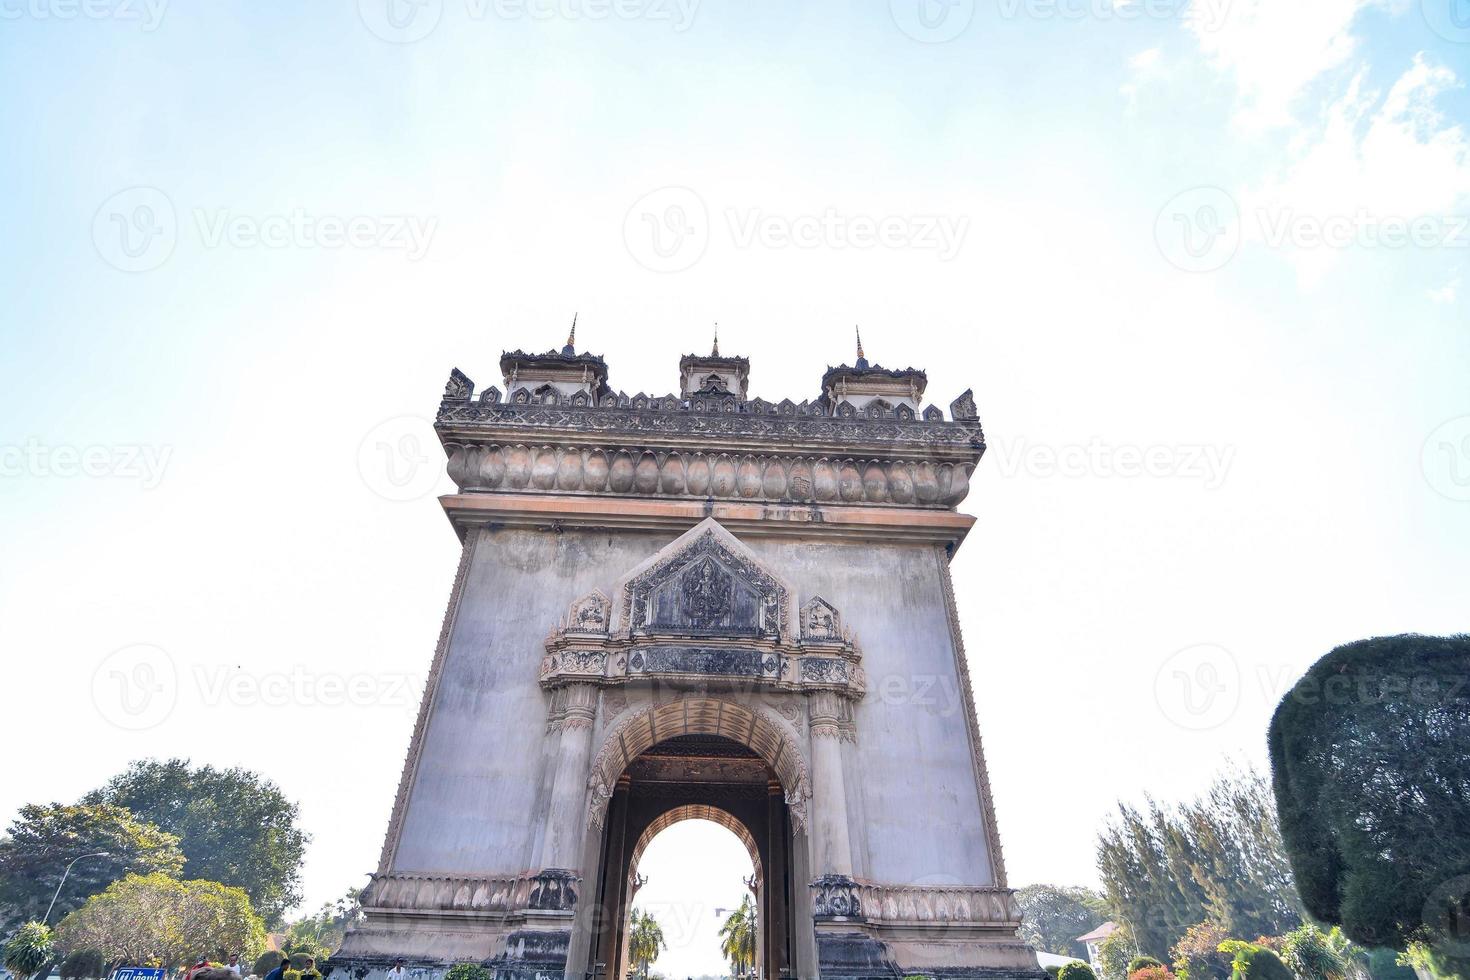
[
  {"x1": 587, "y1": 698, "x2": 811, "y2": 828},
  {"x1": 586, "y1": 728, "x2": 802, "y2": 980},
  {"x1": 629, "y1": 804, "x2": 763, "y2": 885}
]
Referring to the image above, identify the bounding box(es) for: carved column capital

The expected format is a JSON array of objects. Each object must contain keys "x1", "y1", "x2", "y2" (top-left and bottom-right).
[{"x1": 807, "y1": 690, "x2": 844, "y2": 740}]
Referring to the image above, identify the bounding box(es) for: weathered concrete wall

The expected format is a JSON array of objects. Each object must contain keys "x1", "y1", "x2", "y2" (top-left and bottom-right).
[
  {"x1": 391, "y1": 524, "x2": 995, "y2": 889},
  {"x1": 742, "y1": 538, "x2": 994, "y2": 887},
  {"x1": 392, "y1": 526, "x2": 671, "y2": 873}
]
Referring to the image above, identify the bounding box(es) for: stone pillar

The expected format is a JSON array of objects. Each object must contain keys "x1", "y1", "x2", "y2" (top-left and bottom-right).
[
  {"x1": 806, "y1": 691, "x2": 854, "y2": 877},
  {"x1": 766, "y1": 784, "x2": 790, "y2": 978},
  {"x1": 544, "y1": 683, "x2": 598, "y2": 870},
  {"x1": 593, "y1": 782, "x2": 630, "y2": 977}
]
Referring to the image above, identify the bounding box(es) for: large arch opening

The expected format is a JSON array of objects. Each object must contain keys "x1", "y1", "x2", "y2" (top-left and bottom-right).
[
  {"x1": 628, "y1": 812, "x2": 759, "y2": 978},
  {"x1": 585, "y1": 727, "x2": 803, "y2": 980}
]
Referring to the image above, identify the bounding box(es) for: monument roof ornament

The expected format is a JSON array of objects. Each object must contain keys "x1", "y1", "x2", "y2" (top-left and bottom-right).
[{"x1": 440, "y1": 335, "x2": 984, "y2": 510}]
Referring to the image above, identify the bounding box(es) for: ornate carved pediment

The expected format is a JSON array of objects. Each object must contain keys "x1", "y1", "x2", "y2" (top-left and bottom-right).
[
  {"x1": 565, "y1": 590, "x2": 610, "y2": 634},
  {"x1": 801, "y1": 596, "x2": 842, "y2": 641},
  {"x1": 619, "y1": 519, "x2": 790, "y2": 640},
  {"x1": 540, "y1": 521, "x2": 864, "y2": 702}
]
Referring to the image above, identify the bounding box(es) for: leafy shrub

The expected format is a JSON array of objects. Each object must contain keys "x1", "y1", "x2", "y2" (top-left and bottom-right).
[
  {"x1": 1280, "y1": 924, "x2": 1345, "y2": 980},
  {"x1": 59, "y1": 948, "x2": 105, "y2": 980},
  {"x1": 1059, "y1": 962, "x2": 1100, "y2": 980},
  {"x1": 1045, "y1": 967, "x2": 1063, "y2": 979},
  {"x1": 1131, "y1": 967, "x2": 1173, "y2": 980},
  {"x1": 443, "y1": 964, "x2": 491, "y2": 980},
  {"x1": 1365, "y1": 947, "x2": 1416, "y2": 980},
  {"x1": 1173, "y1": 922, "x2": 1233, "y2": 980},
  {"x1": 1219, "y1": 942, "x2": 1293, "y2": 980},
  {"x1": 1130, "y1": 958, "x2": 1166, "y2": 975},
  {"x1": 254, "y1": 952, "x2": 284, "y2": 976},
  {"x1": 4, "y1": 923, "x2": 55, "y2": 980}
]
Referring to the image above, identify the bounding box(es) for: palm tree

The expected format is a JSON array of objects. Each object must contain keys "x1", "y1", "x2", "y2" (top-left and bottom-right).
[
  {"x1": 628, "y1": 908, "x2": 666, "y2": 980},
  {"x1": 718, "y1": 895, "x2": 757, "y2": 979}
]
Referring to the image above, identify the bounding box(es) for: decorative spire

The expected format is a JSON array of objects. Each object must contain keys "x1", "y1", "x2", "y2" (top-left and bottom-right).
[
  {"x1": 712, "y1": 322, "x2": 720, "y2": 357},
  {"x1": 562, "y1": 313, "x2": 577, "y2": 356},
  {"x1": 855, "y1": 326, "x2": 869, "y2": 370}
]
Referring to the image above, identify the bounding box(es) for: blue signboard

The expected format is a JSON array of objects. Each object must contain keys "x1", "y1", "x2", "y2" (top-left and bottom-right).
[{"x1": 112, "y1": 968, "x2": 167, "y2": 980}]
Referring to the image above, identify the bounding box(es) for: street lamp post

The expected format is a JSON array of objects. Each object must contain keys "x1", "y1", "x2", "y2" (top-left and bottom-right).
[{"x1": 43, "y1": 852, "x2": 111, "y2": 925}]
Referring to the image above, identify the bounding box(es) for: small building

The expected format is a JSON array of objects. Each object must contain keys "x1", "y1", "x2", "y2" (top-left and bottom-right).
[{"x1": 1075, "y1": 922, "x2": 1120, "y2": 974}]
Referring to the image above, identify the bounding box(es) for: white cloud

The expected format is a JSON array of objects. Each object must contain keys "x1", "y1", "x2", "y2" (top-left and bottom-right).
[
  {"x1": 1188, "y1": 0, "x2": 1384, "y2": 131},
  {"x1": 1429, "y1": 275, "x2": 1461, "y2": 304},
  {"x1": 1120, "y1": 47, "x2": 1167, "y2": 113}
]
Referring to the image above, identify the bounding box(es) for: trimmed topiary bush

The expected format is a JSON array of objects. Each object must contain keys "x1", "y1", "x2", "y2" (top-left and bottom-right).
[
  {"x1": 59, "y1": 948, "x2": 105, "y2": 980},
  {"x1": 1129, "y1": 958, "x2": 1166, "y2": 975},
  {"x1": 1219, "y1": 942, "x2": 1293, "y2": 980},
  {"x1": 253, "y1": 951, "x2": 284, "y2": 976},
  {"x1": 1269, "y1": 634, "x2": 1470, "y2": 975},
  {"x1": 1059, "y1": 961, "x2": 1100, "y2": 980}
]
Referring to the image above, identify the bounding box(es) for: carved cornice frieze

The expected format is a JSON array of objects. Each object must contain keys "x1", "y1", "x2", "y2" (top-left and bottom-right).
[
  {"x1": 442, "y1": 444, "x2": 976, "y2": 509},
  {"x1": 855, "y1": 881, "x2": 1021, "y2": 927},
  {"x1": 538, "y1": 639, "x2": 865, "y2": 700},
  {"x1": 361, "y1": 869, "x2": 582, "y2": 917},
  {"x1": 437, "y1": 388, "x2": 984, "y2": 452}
]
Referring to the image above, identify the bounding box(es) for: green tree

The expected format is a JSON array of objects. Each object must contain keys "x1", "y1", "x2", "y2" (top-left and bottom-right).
[
  {"x1": 53, "y1": 872, "x2": 266, "y2": 970},
  {"x1": 86, "y1": 759, "x2": 309, "y2": 923},
  {"x1": 718, "y1": 895, "x2": 758, "y2": 978},
  {"x1": 4, "y1": 923, "x2": 55, "y2": 980},
  {"x1": 1100, "y1": 929, "x2": 1141, "y2": 980},
  {"x1": 1098, "y1": 769, "x2": 1301, "y2": 959},
  {"x1": 0, "y1": 803, "x2": 185, "y2": 929},
  {"x1": 1016, "y1": 885, "x2": 1108, "y2": 959},
  {"x1": 1059, "y1": 962, "x2": 1099, "y2": 980},
  {"x1": 283, "y1": 888, "x2": 362, "y2": 959},
  {"x1": 1269, "y1": 635, "x2": 1470, "y2": 979},
  {"x1": 628, "y1": 908, "x2": 666, "y2": 980}
]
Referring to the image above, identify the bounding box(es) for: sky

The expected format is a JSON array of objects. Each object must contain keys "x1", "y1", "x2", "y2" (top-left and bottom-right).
[{"x1": 1, "y1": 0, "x2": 1468, "y2": 974}]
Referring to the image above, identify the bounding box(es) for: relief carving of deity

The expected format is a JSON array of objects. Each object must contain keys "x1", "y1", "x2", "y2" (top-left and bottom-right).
[{"x1": 679, "y1": 559, "x2": 733, "y2": 624}]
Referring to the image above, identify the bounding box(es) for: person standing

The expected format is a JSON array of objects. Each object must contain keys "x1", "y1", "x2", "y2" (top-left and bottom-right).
[
  {"x1": 262, "y1": 957, "x2": 289, "y2": 980},
  {"x1": 224, "y1": 955, "x2": 243, "y2": 978},
  {"x1": 385, "y1": 960, "x2": 407, "y2": 980}
]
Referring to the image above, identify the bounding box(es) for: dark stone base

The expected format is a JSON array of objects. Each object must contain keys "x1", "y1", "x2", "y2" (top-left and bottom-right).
[
  {"x1": 490, "y1": 929, "x2": 571, "y2": 980},
  {"x1": 907, "y1": 970, "x2": 1050, "y2": 980},
  {"x1": 816, "y1": 932, "x2": 901, "y2": 980}
]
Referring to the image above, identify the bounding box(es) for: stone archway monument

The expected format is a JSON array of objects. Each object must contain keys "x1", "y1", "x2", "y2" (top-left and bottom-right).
[{"x1": 338, "y1": 335, "x2": 1040, "y2": 980}]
